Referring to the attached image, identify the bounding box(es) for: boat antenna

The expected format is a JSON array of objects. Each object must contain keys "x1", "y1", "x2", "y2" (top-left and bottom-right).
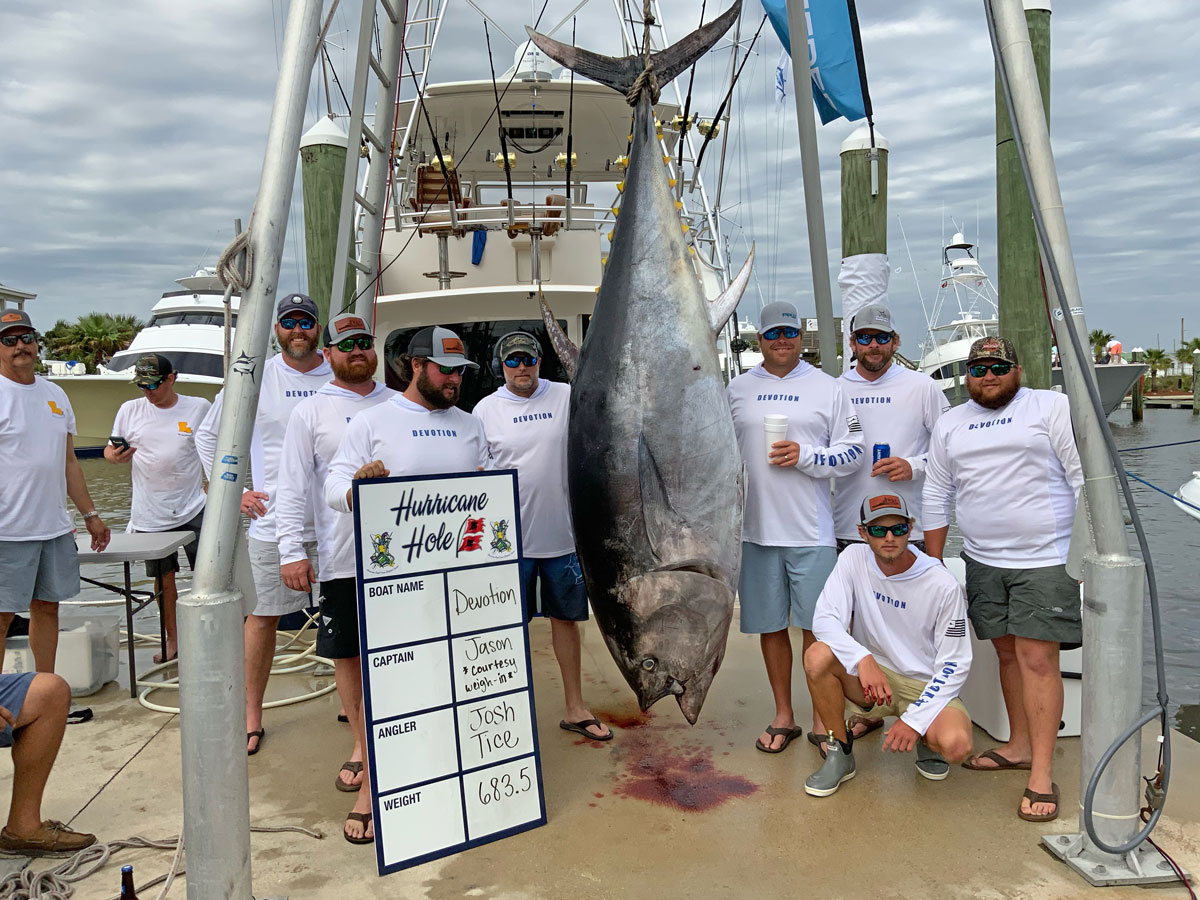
[
  {"x1": 895, "y1": 214, "x2": 931, "y2": 334},
  {"x1": 694, "y1": 14, "x2": 766, "y2": 173},
  {"x1": 483, "y1": 22, "x2": 514, "y2": 202},
  {"x1": 676, "y1": 0, "x2": 707, "y2": 174}
]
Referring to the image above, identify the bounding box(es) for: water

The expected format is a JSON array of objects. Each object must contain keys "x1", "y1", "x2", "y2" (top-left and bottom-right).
[{"x1": 72, "y1": 410, "x2": 1200, "y2": 738}]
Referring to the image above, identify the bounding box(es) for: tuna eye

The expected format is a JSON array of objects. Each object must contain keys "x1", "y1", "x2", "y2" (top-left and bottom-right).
[{"x1": 641, "y1": 657, "x2": 657, "y2": 672}]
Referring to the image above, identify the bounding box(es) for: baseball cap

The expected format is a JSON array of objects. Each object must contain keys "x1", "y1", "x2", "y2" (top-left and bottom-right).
[
  {"x1": 408, "y1": 326, "x2": 479, "y2": 369},
  {"x1": 131, "y1": 353, "x2": 175, "y2": 386},
  {"x1": 495, "y1": 331, "x2": 541, "y2": 360},
  {"x1": 323, "y1": 313, "x2": 373, "y2": 346},
  {"x1": 966, "y1": 335, "x2": 1019, "y2": 366},
  {"x1": 859, "y1": 493, "x2": 911, "y2": 524},
  {"x1": 0, "y1": 309, "x2": 35, "y2": 335},
  {"x1": 850, "y1": 305, "x2": 894, "y2": 334},
  {"x1": 758, "y1": 301, "x2": 800, "y2": 334},
  {"x1": 276, "y1": 292, "x2": 320, "y2": 322}
]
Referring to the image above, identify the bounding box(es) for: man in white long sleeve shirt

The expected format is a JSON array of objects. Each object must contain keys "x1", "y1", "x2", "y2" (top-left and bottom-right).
[
  {"x1": 923, "y1": 336, "x2": 1083, "y2": 823},
  {"x1": 473, "y1": 332, "x2": 611, "y2": 743},
  {"x1": 275, "y1": 314, "x2": 394, "y2": 844},
  {"x1": 727, "y1": 301, "x2": 866, "y2": 754},
  {"x1": 804, "y1": 493, "x2": 973, "y2": 797},
  {"x1": 194, "y1": 292, "x2": 332, "y2": 756}
]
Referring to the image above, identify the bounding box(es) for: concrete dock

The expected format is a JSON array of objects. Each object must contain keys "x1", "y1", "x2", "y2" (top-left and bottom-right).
[{"x1": 3, "y1": 616, "x2": 1198, "y2": 899}]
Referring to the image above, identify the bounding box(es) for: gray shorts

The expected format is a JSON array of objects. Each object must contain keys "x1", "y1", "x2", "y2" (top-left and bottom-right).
[
  {"x1": 132, "y1": 510, "x2": 203, "y2": 578},
  {"x1": 962, "y1": 551, "x2": 1082, "y2": 649},
  {"x1": 0, "y1": 672, "x2": 36, "y2": 748},
  {"x1": 247, "y1": 536, "x2": 319, "y2": 617},
  {"x1": 0, "y1": 533, "x2": 81, "y2": 613},
  {"x1": 737, "y1": 543, "x2": 837, "y2": 633}
]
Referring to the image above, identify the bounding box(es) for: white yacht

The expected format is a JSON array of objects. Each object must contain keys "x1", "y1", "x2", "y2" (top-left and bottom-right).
[
  {"x1": 1178, "y1": 472, "x2": 1200, "y2": 522},
  {"x1": 49, "y1": 269, "x2": 236, "y2": 451}
]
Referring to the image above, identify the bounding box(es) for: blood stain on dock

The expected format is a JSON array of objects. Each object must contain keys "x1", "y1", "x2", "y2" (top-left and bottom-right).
[{"x1": 613, "y1": 731, "x2": 757, "y2": 811}]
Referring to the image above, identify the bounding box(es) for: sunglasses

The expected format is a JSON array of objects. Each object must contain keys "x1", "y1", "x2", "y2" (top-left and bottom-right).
[
  {"x1": 761, "y1": 326, "x2": 800, "y2": 341},
  {"x1": 854, "y1": 332, "x2": 893, "y2": 346},
  {"x1": 429, "y1": 362, "x2": 467, "y2": 376},
  {"x1": 334, "y1": 336, "x2": 374, "y2": 352},
  {"x1": 503, "y1": 354, "x2": 539, "y2": 368},
  {"x1": 137, "y1": 378, "x2": 167, "y2": 391},
  {"x1": 279, "y1": 316, "x2": 316, "y2": 331},
  {"x1": 967, "y1": 362, "x2": 1014, "y2": 378},
  {"x1": 864, "y1": 522, "x2": 911, "y2": 538},
  {"x1": 0, "y1": 332, "x2": 38, "y2": 347}
]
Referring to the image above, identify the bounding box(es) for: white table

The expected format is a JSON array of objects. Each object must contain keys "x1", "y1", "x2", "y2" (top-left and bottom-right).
[{"x1": 76, "y1": 531, "x2": 196, "y2": 697}]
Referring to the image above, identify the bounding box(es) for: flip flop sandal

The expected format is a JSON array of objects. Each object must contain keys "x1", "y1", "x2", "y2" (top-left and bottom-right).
[
  {"x1": 336, "y1": 761, "x2": 364, "y2": 792},
  {"x1": 1017, "y1": 783, "x2": 1059, "y2": 822},
  {"x1": 962, "y1": 748, "x2": 1031, "y2": 771},
  {"x1": 337, "y1": 713, "x2": 350, "y2": 724},
  {"x1": 806, "y1": 731, "x2": 829, "y2": 759},
  {"x1": 559, "y1": 718, "x2": 613, "y2": 741},
  {"x1": 755, "y1": 725, "x2": 804, "y2": 754},
  {"x1": 246, "y1": 729, "x2": 265, "y2": 756},
  {"x1": 344, "y1": 812, "x2": 374, "y2": 845},
  {"x1": 846, "y1": 713, "x2": 884, "y2": 739}
]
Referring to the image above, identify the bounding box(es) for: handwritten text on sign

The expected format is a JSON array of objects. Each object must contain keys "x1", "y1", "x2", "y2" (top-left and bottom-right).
[{"x1": 354, "y1": 471, "x2": 545, "y2": 875}]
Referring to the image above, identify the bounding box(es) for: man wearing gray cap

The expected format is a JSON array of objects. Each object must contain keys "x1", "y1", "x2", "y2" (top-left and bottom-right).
[
  {"x1": 473, "y1": 332, "x2": 611, "y2": 743},
  {"x1": 0, "y1": 310, "x2": 109, "y2": 674},
  {"x1": 195, "y1": 292, "x2": 332, "y2": 756},
  {"x1": 104, "y1": 353, "x2": 211, "y2": 664},
  {"x1": 727, "y1": 301, "x2": 866, "y2": 754}
]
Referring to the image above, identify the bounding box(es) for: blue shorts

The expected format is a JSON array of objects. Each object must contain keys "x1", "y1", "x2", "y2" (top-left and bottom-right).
[
  {"x1": 0, "y1": 672, "x2": 36, "y2": 749},
  {"x1": 0, "y1": 533, "x2": 80, "y2": 613},
  {"x1": 737, "y1": 543, "x2": 837, "y2": 633},
  {"x1": 520, "y1": 554, "x2": 588, "y2": 622}
]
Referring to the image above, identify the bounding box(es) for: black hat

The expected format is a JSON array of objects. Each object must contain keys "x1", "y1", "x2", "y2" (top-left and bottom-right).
[{"x1": 276, "y1": 292, "x2": 320, "y2": 322}]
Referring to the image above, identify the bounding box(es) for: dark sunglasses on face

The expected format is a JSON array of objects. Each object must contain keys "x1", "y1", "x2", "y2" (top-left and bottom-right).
[
  {"x1": 431, "y1": 363, "x2": 466, "y2": 376},
  {"x1": 761, "y1": 326, "x2": 800, "y2": 341},
  {"x1": 967, "y1": 362, "x2": 1014, "y2": 378},
  {"x1": 0, "y1": 332, "x2": 38, "y2": 347},
  {"x1": 504, "y1": 354, "x2": 539, "y2": 368},
  {"x1": 335, "y1": 336, "x2": 374, "y2": 352},
  {"x1": 279, "y1": 317, "x2": 316, "y2": 331},
  {"x1": 854, "y1": 332, "x2": 893, "y2": 346},
  {"x1": 865, "y1": 522, "x2": 911, "y2": 538},
  {"x1": 138, "y1": 378, "x2": 167, "y2": 391}
]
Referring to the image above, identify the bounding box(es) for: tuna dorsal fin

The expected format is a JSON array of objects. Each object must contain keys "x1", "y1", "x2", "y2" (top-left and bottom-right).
[
  {"x1": 524, "y1": 3, "x2": 740, "y2": 100},
  {"x1": 708, "y1": 246, "x2": 754, "y2": 337},
  {"x1": 638, "y1": 433, "x2": 686, "y2": 561},
  {"x1": 540, "y1": 297, "x2": 579, "y2": 381}
]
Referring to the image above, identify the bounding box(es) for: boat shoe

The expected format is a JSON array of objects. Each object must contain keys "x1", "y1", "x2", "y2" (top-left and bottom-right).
[
  {"x1": 0, "y1": 820, "x2": 97, "y2": 858},
  {"x1": 915, "y1": 741, "x2": 950, "y2": 781}
]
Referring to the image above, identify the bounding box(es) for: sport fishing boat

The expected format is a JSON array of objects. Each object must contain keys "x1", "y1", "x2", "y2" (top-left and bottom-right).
[
  {"x1": 1177, "y1": 472, "x2": 1200, "y2": 521},
  {"x1": 47, "y1": 269, "x2": 236, "y2": 453},
  {"x1": 917, "y1": 233, "x2": 1144, "y2": 413}
]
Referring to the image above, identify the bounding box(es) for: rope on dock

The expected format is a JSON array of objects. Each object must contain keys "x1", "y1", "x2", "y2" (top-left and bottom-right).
[
  {"x1": 1117, "y1": 438, "x2": 1200, "y2": 453},
  {"x1": 1126, "y1": 471, "x2": 1200, "y2": 514}
]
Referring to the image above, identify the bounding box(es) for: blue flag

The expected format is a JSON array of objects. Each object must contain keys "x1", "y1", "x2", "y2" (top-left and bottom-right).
[{"x1": 759, "y1": 0, "x2": 866, "y2": 124}]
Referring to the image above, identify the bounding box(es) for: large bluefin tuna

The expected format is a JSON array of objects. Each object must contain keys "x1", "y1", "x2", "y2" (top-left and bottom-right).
[{"x1": 527, "y1": 4, "x2": 750, "y2": 724}]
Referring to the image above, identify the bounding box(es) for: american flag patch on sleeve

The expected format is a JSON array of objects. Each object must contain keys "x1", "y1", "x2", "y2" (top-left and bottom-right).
[
  {"x1": 945, "y1": 619, "x2": 967, "y2": 638},
  {"x1": 847, "y1": 415, "x2": 862, "y2": 433}
]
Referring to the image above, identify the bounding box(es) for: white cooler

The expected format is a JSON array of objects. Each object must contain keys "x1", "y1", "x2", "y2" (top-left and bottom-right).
[{"x1": 3, "y1": 614, "x2": 121, "y2": 697}]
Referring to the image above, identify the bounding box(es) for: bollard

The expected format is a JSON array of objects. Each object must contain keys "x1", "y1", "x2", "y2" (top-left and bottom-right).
[{"x1": 1131, "y1": 349, "x2": 1143, "y2": 421}]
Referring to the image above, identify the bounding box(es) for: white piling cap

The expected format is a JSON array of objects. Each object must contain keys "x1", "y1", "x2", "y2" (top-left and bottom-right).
[
  {"x1": 300, "y1": 116, "x2": 349, "y2": 150},
  {"x1": 840, "y1": 124, "x2": 888, "y2": 154}
]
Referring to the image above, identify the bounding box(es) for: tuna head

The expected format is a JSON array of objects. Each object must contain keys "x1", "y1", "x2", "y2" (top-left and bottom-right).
[{"x1": 612, "y1": 568, "x2": 735, "y2": 724}]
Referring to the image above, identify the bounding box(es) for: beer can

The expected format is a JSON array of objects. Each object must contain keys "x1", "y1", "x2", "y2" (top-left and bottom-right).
[{"x1": 873, "y1": 443, "x2": 890, "y2": 464}]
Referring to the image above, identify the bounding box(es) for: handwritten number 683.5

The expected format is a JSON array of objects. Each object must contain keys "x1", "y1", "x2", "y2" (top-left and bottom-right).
[{"x1": 477, "y1": 767, "x2": 532, "y2": 805}]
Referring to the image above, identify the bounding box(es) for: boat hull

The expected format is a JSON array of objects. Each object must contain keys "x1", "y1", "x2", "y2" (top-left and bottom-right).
[{"x1": 935, "y1": 363, "x2": 1146, "y2": 416}]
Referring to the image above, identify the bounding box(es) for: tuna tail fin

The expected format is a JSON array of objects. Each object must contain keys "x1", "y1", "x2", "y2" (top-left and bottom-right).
[
  {"x1": 708, "y1": 246, "x2": 754, "y2": 337},
  {"x1": 524, "y1": 2, "x2": 741, "y2": 100},
  {"x1": 540, "y1": 297, "x2": 579, "y2": 381}
]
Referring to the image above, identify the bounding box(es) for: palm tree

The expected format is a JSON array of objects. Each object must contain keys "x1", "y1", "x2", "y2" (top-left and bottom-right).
[
  {"x1": 1089, "y1": 329, "x2": 1114, "y2": 361},
  {"x1": 1174, "y1": 338, "x2": 1200, "y2": 391},
  {"x1": 1142, "y1": 348, "x2": 1170, "y2": 393},
  {"x1": 43, "y1": 312, "x2": 143, "y2": 372}
]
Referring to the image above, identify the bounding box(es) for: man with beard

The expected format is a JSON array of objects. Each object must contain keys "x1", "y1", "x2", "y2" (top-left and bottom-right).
[
  {"x1": 325, "y1": 325, "x2": 488, "y2": 514},
  {"x1": 803, "y1": 493, "x2": 973, "y2": 797},
  {"x1": 195, "y1": 293, "x2": 332, "y2": 755},
  {"x1": 923, "y1": 336, "x2": 1083, "y2": 823},
  {"x1": 276, "y1": 313, "x2": 394, "y2": 845},
  {"x1": 726, "y1": 302, "x2": 866, "y2": 755},
  {"x1": 0, "y1": 310, "x2": 110, "y2": 675},
  {"x1": 472, "y1": 332, "x2": 611, "y2": 743}
]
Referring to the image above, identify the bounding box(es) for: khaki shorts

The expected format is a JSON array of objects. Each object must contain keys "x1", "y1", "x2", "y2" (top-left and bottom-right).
[{"x1": 845, "y1": 664, "x2": 969, "y2": 724}]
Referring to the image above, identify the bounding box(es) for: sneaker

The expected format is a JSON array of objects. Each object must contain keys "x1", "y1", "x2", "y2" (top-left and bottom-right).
[
  {"x1": 804, "y1": 735, "x2": 856, "y2": 797},
  {"x1": 915, "y1": 741, "x2": 949, "y2": 781},
  {"x1": 0, "y1": 821, "x2": 97, "y2": 858}
]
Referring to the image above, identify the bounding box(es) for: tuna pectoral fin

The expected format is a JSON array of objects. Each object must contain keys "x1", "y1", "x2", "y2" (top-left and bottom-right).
[
  {"x1": 540, "y1": 298, "x2": 579, "y2": 381},
  {"x1": 708, "y1": 247, "x2": 754, "y2": 337},
  {"x1": 638, "y1": 434, "x2": 686, "y2": 563},
  {"x1": 525, "y1": 3, "x2": 740, "y2": 98}
]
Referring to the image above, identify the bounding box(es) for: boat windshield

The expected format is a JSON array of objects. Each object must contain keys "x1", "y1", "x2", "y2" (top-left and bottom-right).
[
  {"x1": 148, "y1": 311, "x2": 239, "y2": 327},
  {"x1": 107, "y1": 349, "x2": 225, "y2": 378}
]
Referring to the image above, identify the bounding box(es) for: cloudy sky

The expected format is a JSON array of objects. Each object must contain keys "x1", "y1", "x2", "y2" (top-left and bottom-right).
[{"x1": 1, "y1": 0, "x2": 1196, "y2": 354}]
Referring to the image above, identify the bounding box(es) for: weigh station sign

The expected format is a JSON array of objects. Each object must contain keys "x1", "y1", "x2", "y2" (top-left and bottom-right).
[{"x1": 353, "y1": 470, "x2": 545, "y2": 875}]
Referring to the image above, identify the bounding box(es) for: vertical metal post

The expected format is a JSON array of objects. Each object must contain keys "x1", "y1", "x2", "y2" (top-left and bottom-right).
[
  {"x1": 1192, "y1": 349, "x2": 1198, "y2": 416},
  {"x1": 436, "y1": 232, "x2": 451, "y2": 290},
  {"x1": 181, "y1": 1, "x2": 323, "y2": 896},
  {"x1": 784, "y1": 0, "x2": 839, "y2": 376},
  {"x1": 1130, "y1": 349, "x2": 1143, "y2": 422}
]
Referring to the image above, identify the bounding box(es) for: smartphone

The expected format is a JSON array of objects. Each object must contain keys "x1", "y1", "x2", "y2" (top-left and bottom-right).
[{"x1": 109, "y1": 435, "x2": 130, "y2": 451}]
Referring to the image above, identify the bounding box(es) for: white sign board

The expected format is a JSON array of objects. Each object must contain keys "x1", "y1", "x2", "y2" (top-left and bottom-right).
[{"x1": 353, "y1": 470, "x2": 545, "y2": 875}]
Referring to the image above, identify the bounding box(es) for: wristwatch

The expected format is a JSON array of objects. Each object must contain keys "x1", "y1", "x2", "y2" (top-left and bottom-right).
[{"x1": 82, "y1": 510, "x2": 100, "y2": 520}]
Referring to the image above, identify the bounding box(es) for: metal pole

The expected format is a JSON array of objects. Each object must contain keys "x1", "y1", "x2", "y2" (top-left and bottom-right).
[
  {"x1": 1130, "y1": 349, "x2": 1143, "y2": 422},
  {"x1": 181, "y1": 1, "x2": 323, "y2": 896},
  {"x1": 1192, "y1": 349, "x2": 1199, "y2": 416},
  {"x1": 784, "y1": 0, "x2": 839, "y2": 376},
  {"x1": 988, "y1": 0, "x2": 1155, "y2": 882}
]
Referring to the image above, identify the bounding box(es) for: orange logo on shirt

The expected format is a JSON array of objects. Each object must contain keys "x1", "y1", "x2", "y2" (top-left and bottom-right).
[
  {"x1": 178, "y1": 422, "x2": 193, "y2": 434},
  {"x1": 47, "y1": 400, "x2": 64, "y2": 416}
]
